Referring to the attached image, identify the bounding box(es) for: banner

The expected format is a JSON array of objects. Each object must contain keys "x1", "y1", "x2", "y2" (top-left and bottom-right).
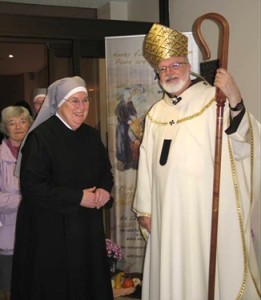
[{"x1": 105, "y1": 33, "x2": 199, "y2": 273}]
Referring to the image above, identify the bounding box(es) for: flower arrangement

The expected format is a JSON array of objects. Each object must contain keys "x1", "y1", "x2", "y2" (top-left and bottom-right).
[{"x1": 106, "y1": 238, "x2": 123, "y2": 261}]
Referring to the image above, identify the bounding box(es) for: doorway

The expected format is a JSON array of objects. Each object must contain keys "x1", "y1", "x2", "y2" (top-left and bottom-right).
[{"x1": 0, "y1": 40, "x2": 48, "y2": 115}]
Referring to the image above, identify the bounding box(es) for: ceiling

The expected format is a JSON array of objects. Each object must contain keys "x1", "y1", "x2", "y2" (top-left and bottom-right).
[{"x1": 0, "y1": 0, "x2": 129, "y2": 9}]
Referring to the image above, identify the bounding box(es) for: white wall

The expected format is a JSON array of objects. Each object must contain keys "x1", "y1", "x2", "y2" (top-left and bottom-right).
[
  {"x1": 98, "y1": 1, "x2": 129, "y2": 20},
  {"x1": 128, "y1": 0, "x2": 159, "y2": 22},
  {"x1": 97, "y1": 0, "x2": 159, "y2": 22}
]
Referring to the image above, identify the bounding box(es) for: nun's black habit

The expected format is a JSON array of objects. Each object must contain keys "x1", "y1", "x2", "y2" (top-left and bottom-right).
[{"x1": 11, "y1": 77, "x2": 114, "y2": 300}]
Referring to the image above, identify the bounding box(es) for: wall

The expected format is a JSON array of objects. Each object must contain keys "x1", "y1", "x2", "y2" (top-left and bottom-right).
[
  {"x1": 128, "y1": 0, "x2": 159, "y2": 22},
  {"x1": 98, "y1": 1, "x2": 129, "y2": 20}
]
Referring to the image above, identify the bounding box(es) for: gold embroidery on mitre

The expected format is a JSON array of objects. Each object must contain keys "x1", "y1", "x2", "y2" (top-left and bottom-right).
[{"x1": 143, "y1": 23, "x2": 188, "y2": 69}]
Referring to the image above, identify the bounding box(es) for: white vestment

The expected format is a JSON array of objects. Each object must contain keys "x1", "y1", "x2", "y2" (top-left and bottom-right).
[{"x1": 133, "y1": 81, "x2": 261, "y2": 300}]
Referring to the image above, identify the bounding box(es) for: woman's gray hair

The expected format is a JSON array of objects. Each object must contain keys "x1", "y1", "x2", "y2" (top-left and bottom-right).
[{"x1": 0, "y1": 105, "x2": 33, "y2": 135}]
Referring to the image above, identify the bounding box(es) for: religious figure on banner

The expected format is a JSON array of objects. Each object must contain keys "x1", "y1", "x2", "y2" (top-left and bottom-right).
[{"x1": 115, "y1": 86, "x2": 145, "y2": 171}]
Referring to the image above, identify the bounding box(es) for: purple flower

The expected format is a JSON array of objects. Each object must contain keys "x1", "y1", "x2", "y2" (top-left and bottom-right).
[{"x1": 106, "y1": 238, "x2": 123, "y2": 260}]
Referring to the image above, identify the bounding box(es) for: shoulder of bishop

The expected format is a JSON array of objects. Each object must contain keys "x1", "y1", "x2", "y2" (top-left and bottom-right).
[
  {"x1": 146, "y1": 98, "x2": 174, "y2": 126},
  {"x1": 146, "y1": 84, "x2": 216, "y2": 126}
]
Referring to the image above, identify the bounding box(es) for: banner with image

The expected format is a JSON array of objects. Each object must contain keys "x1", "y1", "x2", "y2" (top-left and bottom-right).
[{"x1": 105, "y1": 33, "x2": 199, "y2": 273}]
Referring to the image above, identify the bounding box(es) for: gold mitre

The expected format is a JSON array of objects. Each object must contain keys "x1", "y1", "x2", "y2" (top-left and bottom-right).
[{"x1": 143, "y1": 23, "x2": 188, "y2": 69}]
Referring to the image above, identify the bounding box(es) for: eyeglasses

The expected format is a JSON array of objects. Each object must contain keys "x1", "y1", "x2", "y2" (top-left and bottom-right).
[
  {"x1": 157, "y1": 62, "x2": 189, "y2": 74},
  {"x1": 66, "y1": 97, "x2": 90, "y2": 107}
]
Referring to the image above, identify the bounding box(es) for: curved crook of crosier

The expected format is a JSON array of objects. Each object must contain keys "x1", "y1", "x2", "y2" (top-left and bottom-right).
[{"x1": 193, "y1": 12, "x2": 229, "y2": 70}]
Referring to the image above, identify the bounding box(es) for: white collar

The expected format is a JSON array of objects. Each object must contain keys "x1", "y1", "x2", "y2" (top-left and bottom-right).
[{"x1": 55, "y1": 112, "x2": 73, "y2": 130}]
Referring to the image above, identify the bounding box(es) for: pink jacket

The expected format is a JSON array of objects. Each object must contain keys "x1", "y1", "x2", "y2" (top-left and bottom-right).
[{"x1": 0, "y1": 139, "x2": 21, "y2": 255}]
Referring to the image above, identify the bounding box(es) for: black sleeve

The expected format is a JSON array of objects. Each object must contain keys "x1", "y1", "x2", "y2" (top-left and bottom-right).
[{"x1": 225, "y1": 106, "x2": 246, "y2": 135}]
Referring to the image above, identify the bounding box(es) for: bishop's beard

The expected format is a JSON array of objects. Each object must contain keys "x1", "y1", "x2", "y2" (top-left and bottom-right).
[{"x1": 160, "y1": 71, "x2": 190, "y2": 95}]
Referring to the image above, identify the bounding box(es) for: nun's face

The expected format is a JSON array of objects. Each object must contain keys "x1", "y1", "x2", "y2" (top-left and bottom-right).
[
  {"x1": 58, "y1": 91, "x2": 89, "y2": 130},
  {"x1": 33, "y1": 96, "x2": 46, "y2": 113}
]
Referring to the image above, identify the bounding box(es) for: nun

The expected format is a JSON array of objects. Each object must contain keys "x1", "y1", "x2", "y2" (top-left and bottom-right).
[
  {"x1": 11, "y1": 76, "x2": 114, "y2": 300},
  {"x1": 32, "y1": 87, "x2": 47, "y2": 115}
]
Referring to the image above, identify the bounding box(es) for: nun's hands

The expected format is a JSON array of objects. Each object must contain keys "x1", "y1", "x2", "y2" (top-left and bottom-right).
[
  {"x1": 80, "y1": 187, "x2": 110, "y2": 209},
  {"x1": 94, "y1": 188, "x2": 110, "y2": 209},
  {"x1": 81, "y1": 186, "x2": 97, "y2": 208}
]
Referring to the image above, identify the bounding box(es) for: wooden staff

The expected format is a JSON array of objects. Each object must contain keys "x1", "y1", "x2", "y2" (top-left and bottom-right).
[{"x1": 193, "y1": 13, "x2": 229, "y2": 300}]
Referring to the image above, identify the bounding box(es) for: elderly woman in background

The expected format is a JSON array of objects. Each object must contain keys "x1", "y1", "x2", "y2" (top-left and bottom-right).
[
  {"x1": 0, "y1": 106, "x2": 32, "y2": 300},
  {"x1": 11, "y1": 76, "x2": 114, "y2": 300},
  {"x1": 32, "y1": 87, "x2": 47, "y2": 116}
]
